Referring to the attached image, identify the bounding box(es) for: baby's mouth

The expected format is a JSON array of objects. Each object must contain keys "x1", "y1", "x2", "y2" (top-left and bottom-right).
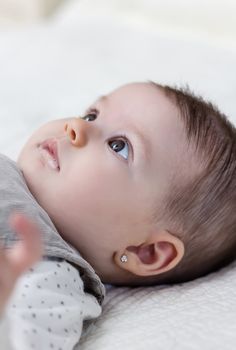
[{"x1": 39, "y1": 138, "x2": 60, "y2": 171}]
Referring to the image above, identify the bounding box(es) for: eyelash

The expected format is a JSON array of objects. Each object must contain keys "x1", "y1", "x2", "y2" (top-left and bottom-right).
[
  {"x1": 81, "y1": 108, "x2": 98, "y2": 121},
  {"x1": 81, "y1": 109, "x2": 133, "y2": 162}
]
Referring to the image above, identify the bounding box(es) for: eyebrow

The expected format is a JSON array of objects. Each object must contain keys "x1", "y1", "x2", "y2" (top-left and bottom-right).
[
  {"x1": 97, "y1": 95, "x2": 152, "y2": 162},
  {"x1": 97, "y1": 95, "x2": 108, "y2": 104}
]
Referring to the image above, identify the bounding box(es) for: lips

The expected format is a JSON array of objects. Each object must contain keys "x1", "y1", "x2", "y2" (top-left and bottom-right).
[{"x1": 39, "y1": 138, "x2": 60, "y2": 170}]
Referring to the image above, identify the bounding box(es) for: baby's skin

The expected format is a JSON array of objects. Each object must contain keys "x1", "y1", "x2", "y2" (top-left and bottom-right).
[{"x1": 0, "y1": 213, "x2": 42, "y2": 315}]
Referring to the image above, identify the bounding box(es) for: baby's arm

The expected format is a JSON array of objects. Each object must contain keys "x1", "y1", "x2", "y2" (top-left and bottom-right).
[
  {"x1": 0, "y1": 213, "x2": 42, "y2": 314},
  {"x1": 5, "y1": 259, "x2": 102, "y2": 350}
]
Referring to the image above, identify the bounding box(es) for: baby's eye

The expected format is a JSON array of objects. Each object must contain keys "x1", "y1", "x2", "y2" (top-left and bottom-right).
[
  {"x1": 80, "y1": 109, "x2": 98, "y2": 122},
  {"x1": 108, "y1": 138, "x2": 130, "y2": 160}
]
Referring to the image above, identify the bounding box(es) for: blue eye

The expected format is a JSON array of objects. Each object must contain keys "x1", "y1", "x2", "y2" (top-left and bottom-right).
[{"x1": 108, "y1": 138, "x2": 130, "y2": 160}]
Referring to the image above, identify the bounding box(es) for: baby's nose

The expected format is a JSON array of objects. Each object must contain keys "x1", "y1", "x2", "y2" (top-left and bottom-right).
[{"x1": 64, "y1": 117, "x2": 86, "y2": 147}]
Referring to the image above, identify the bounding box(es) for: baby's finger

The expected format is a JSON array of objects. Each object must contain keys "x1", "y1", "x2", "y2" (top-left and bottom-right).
[
  {"x1": 0, "y1": 246, "x2": 16, "y2": 311},
  {"x1": 6, "y1": 212, "x2": 43, "y2": 277}
]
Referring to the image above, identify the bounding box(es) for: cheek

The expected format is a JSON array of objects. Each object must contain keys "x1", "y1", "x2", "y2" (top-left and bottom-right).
[
  {"x1": 61, "y1": 168, "x2": 110, "y2": 214},
  {"x1": 59, "y1": 160, "x2": 131, "y2": 219}
]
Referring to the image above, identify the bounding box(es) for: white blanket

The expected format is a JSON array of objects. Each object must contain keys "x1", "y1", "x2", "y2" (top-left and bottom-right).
[
  {"x1": 79, "y1": 261, "x2": 236, "y2": 350},
  {"x1": 0, "y1": 1, "x2": 236, "y2": 349}
]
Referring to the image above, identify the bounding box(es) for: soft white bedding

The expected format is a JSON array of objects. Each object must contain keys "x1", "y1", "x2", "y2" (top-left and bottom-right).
[
  {"x1": 79, "y1": 261, "x2": 236, "y2": 350},
  {"x1": 0, "y1": 1, "x2": 236, "y2": 349}
]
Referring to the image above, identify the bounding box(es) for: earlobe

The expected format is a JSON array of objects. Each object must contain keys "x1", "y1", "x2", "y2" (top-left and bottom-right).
[{"x1": 114, "y1": 230, "x2": 185, "y2": 277}]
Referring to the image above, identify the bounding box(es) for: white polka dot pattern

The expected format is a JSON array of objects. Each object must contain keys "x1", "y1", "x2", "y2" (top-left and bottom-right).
[{"x1": 1, "y1": 259, "x2": 102, "y2": 350}]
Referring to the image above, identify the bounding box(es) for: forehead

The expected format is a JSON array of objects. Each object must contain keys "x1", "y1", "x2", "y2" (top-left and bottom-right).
[
  {"x1": 105, "y1": 82, "x2": 175, "y2": 116},
  {"x1": 96, "y1": 83, "x2": 180, "y2": 132}
]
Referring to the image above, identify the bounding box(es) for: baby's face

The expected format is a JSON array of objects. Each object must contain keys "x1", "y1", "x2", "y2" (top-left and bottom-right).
[{"x1": 17, "y1": 82, "x2": 187, "y2": 280}]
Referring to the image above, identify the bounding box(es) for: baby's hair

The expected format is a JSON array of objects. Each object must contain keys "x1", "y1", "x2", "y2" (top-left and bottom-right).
[{"x1": 141, "y1": 82, "x2": 236, "y2": 285}]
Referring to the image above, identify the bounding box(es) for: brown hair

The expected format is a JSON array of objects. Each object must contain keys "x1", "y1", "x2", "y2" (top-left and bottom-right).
[{"x1": 146, "y1": 82, "x2": 236, "y2": 285}]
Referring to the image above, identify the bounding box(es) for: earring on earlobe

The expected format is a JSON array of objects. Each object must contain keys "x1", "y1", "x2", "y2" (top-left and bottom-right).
[{"x1": 120, "y1": 254, "x2": 128, "y2": 263}]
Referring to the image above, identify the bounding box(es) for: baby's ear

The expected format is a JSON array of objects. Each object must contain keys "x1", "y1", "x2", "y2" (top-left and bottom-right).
[{"x1": 114, "y1": 230, "x2": 184, "y2": 277}]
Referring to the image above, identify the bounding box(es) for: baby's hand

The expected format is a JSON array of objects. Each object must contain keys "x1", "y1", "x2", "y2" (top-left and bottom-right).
[{"x1": 0, "y1": 212, "x2": 43, "y2": 315}]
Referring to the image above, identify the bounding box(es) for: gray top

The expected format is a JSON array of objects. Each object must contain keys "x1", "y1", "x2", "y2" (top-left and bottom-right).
[{"x1": 0, "y1": 153, "x2": 105, "y2": 304}]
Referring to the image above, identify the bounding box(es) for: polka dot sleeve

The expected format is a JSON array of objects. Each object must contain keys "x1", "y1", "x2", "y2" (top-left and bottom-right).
[{"x1": 2, "y1": 259, "x2": 102, "y2": 350}]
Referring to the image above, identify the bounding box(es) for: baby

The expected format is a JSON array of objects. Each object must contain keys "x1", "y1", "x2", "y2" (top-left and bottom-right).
[{"x1": 1, "y1": 81, "x2": 236, "y2": 349}]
